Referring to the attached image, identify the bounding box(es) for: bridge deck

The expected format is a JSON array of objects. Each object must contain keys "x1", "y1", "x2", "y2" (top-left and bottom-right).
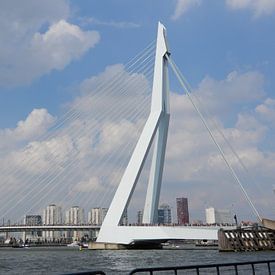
[{"x1": 97, "y1": 225, "x2": 237, "y2": 244}]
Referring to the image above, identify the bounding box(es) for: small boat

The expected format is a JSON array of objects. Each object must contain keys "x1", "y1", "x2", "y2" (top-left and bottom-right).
[
  {"x1": 81, "y1": 243, "x2": 88, "y2": 249},
  {"x1": 67, "y1": 241, "x2": 80, "y2": 247},
  {"x1": 12, "y1": 243, "x2": 30, "y2": 248},
  {"x1": 4, "y1": 239, "x2": 11, "y2": 244}
]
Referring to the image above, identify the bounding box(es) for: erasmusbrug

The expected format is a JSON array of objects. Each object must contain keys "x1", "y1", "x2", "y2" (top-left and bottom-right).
[{"x1": 0, "y1": 22, "x2": 269, "y2": 245}]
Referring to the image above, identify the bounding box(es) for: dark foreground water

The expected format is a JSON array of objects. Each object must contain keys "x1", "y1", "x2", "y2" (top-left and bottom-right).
[{"x1": 0, "y1": 247, "x2": 274, "y2": 274}]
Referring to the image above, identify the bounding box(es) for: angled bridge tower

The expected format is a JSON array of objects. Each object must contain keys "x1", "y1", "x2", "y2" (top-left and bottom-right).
[
  {"x1": 98, "y1": 22, "x2": 169, "y2": 232},
  {"x1": 142, "y1": 23, "x2": 170, "y2": 224},
  {"x1": 96, "y1": 23, "x2": 219, "y2": 245}
]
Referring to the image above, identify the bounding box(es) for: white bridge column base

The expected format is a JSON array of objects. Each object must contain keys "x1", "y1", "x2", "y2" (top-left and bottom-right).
[{"x1": 97, "y1": 225, "x2": 234, "y2": 245}]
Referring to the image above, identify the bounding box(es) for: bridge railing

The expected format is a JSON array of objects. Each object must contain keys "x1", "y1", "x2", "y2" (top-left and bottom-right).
[{"x1": 128, "y1": 259, "x2": 275, "y2": 274}]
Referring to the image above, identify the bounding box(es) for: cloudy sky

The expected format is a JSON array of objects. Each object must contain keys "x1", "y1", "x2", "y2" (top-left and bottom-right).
[{"x1": 0, "y1": 0, "x2": 274, "y2": 223}]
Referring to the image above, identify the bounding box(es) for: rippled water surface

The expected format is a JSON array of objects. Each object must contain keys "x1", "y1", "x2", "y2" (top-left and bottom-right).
[{"x1": 0, "y1": 247, "x2": 274, "y2": 274}]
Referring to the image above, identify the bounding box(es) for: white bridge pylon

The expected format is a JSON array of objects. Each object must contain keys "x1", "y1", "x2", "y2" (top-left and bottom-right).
[{"x1": 96, "y1": 22, "x2": 223, "y2": 245}]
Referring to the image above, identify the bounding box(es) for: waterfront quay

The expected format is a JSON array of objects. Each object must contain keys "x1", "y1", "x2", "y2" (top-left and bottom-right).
[
  {"x1": 0, "y1": 237, "x2": 72, "y2": 248},
  {"x1": 0, "y1": 224, "x2": 100, "y2": 246}
]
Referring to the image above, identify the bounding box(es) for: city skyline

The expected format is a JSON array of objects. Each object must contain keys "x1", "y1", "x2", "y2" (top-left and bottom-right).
[{"x1": 2, "y1": 198, "x2": 242, "y2": 226}]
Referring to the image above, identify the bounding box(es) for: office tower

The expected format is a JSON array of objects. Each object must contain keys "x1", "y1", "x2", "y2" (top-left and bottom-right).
[
  {"x1": 25, "y1": 215, "x2": 42, "y2": 226},
  {"x1": 23, "y1": 215, "x2": 42, "y2": 241},
  {"x1": 205, "y1": 207, "x2": 233, "y2": 224},
  {"x1": 158, "y1": 203, "x2": 172, "y2": 224},
  {"x1": 176, "y1": 197, "x2": 189, "y2": 224}
]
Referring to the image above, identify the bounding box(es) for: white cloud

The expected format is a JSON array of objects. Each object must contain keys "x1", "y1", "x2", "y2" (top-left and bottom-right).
[
  {"x1": 30, "y1": 20, "x2": 100, "y2": 73},
  {"x1": 73, "y1": 177, "x2": 103, "y2": 193},
  {"x1": 9, "y1": 135, "x2": 76, "y2": 174},
  {"x1": 194, "y1": 70, "x2": 265, "y2": 115},
  {"x1": 234, "y1": 113, "x2": 267, "y2": 145},
  {"x1": 0, "y1": 63, "x2": 152, "y2": 219},
  {"x1": 255, "y1": 98, "x2": 275, "y2": 123},
  {"x1": 0, "y1": 108, "x2": 55, "y2": 153},
  {"x1": 160, "y1": 69, "x2": 274, "y2": 220},
  {"x1": 97, "y1": 120, "x2": 143, "y2": 155},
  {"x1": 0, "y1": 64, "x2": 274, "y2": 221},
  {"x1": 168, "y1": 71, "x2": 267, "y2": 165},
  {"x1": 226, "y1": 0, "x2": 275, "y2": 17},
  {"x1": 172, "y1": 0, "x2": 201, "y2": 20},
  {"x1": 0, "y1": 1, "x2": 100, "y2": 87}
]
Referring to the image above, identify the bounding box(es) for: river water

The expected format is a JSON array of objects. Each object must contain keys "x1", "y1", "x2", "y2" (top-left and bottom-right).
[{"x1": 0, "y1": 247, "x2": 274, "y2": 274}]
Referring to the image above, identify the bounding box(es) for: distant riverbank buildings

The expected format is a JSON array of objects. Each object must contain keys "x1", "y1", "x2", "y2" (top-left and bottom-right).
[
  {"x1": 205, "y1": 207, "x2": 233, "y2": 224},
  {"x1": 137, "y1": 203, "x2": 172, "y2": 225},
  {"x1": 7, "y1": 200, "x2": 237, "y2": 243}
]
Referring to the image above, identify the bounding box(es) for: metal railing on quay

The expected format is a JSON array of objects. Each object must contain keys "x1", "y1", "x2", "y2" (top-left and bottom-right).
[{"x1": 128, "y1": 259, "x2": 275, "y2": 274}]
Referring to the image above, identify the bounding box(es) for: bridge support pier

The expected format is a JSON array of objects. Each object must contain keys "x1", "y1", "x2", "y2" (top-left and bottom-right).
[
  {"x1": 22, "y1": 231, "x2": 26, "y2": 242},
  {"x1": 89, "y1": 242, "x2": 127, "y2": 250},
  {"x1": 88, "y1": 241, "x2": 162, "y2": 250}
]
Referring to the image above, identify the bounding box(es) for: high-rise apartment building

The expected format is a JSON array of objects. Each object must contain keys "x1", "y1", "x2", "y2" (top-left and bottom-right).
[
  {"x1": 65, "y1": 206, "x2": 85, "y2": 240},
  {"x1": 158, "y1": 203, "x2": 172, "y2": 224},
  {"x1": 176, "y1": 197, "x2": 189, "y2": 224},
  {"x1": 88, "y1": 207, "x2": 108, "y2": 225},
  {"x1": 42, "y1": 204, "x2": 62, "y2": 240},
  {"x1": 65, "y1": 206, "x2": 84, "y2": 225}
]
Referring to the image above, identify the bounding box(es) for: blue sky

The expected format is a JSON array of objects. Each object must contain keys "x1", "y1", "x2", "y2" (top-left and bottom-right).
[
  {"x1": 0, "y1": 0, "x2": 275, "y2": 222},
  {"x1": 1, "y1": 1, "x2": 274, "y2": 126}
]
